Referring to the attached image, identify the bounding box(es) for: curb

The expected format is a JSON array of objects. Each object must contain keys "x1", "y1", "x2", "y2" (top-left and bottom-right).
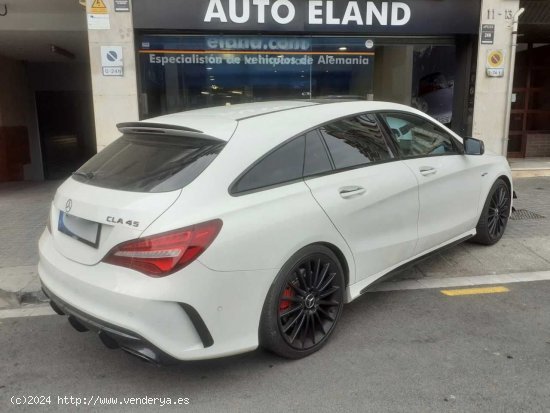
[
  {"x1": 512, "y1": 169, "x2": 550, "y2": 178},
  {"x1": 366, "y1": 270, "x2": 550, "y2": 293},
  {"x1": 0, "y1": 288, "x2": 48, "y2": 310}
]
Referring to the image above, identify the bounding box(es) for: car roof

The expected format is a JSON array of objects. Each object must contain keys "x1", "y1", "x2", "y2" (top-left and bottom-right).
[{"x1": 140, "y1": 100, "x2": 423, "y2": 141}]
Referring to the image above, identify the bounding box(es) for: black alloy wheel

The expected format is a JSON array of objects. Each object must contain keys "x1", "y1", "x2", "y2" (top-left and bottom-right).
[
  {"x1": 471, "y1": 178, "x2": 511, "y2": 245},
  {"x1": 260, "y1": 245, "x2": 345, "y2": 359},
  {"x1": 488, "y1": 184, "x2": 510, "y2": 240}
]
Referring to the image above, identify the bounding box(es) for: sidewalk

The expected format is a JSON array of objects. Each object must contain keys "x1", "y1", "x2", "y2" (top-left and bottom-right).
[{"x1": 0, "y1": 177, "x2": 549, "y2": 309}]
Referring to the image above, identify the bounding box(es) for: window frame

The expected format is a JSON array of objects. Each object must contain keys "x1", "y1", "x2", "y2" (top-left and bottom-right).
[
  {"x1": 303, "y1": 129, "x2": 335, "y2": 178},
  {"x1": 229, "y1": 110, "x2": 402, "y2": 197},
  {"x1": 317, "y1": 113, "x2": 396, "y2": 173},
  {"x1": 376, "y1": 111, "x2": 465, "y2": 160},
  {"x1": 228, "y1": 135, "x2": 307, "y2": 196}
]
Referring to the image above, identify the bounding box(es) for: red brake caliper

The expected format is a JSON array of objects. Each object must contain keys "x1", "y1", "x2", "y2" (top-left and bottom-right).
[{"x1": 279, "y1": 285, "x2": 295, "y2": 312}]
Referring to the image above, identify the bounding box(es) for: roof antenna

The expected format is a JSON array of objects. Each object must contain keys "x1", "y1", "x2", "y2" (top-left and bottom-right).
[{"x1": 0, "y1": 4, "x2": 7, "y2": 17}]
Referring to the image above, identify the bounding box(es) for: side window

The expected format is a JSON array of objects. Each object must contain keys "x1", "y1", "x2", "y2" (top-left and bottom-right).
[
  {"x1": 232, "y1": 136, "x2": 305, "y2": 193},
  {"x1": 380, "y1": 112, "x2": 460, "y2": 158},
  {"x1": 319, "y1": 113, "x2": 394, "y2": 170},
  {"x1": 304, "y1": 130, "x2": 333, "y2": 177}
]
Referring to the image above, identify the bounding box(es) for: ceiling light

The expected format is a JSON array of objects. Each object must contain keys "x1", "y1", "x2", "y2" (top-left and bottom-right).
[
  {"x1": 339, "y1": 47, "x2": 348, "y2": 51},
  {"x1": 50, "y1": 44, "x2": 75, "y2": 60}
]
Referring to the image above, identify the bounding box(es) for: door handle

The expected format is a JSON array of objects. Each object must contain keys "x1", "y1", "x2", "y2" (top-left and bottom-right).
[
  {"x1": 339, "y1": 186, "x2": 366, "y2": 199},
  {"x1": 419, "y1": 166, "x2": 437, "y2": 176}
]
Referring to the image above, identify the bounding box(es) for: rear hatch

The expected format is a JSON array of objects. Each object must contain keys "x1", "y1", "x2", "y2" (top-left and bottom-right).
[{"x1": 50, "y1": 124, "x2": 226, "y2": 265}]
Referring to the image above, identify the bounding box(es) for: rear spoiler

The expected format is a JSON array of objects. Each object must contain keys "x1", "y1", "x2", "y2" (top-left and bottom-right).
[{"x1": 116, "y1": 122, "x2": 223, "y2": 142}]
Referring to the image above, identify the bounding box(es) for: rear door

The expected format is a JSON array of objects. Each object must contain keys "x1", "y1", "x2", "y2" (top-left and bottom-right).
[
  {"x1": 50, "y1": 131, "x2": 225, "y2": 265},
  {"x1": 304, "y1": 113, "x2": 419, "y2": 282},
  {"x1": 379, "y1": 112, "x2": 482, "y2": 254}
]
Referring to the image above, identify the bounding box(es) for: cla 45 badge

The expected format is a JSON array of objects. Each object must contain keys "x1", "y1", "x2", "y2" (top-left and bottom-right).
[{"x1": 106, "y1": 216, "x2": 139, "y2": 228}]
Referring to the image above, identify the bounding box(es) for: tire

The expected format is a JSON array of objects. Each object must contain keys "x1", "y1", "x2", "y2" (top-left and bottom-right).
[
  {"x1": 259, "y1": 245, "x2": 345, "y2": 359},
  {"x1": 471, "y1": 178, "x2": 511, "y2": 245}
]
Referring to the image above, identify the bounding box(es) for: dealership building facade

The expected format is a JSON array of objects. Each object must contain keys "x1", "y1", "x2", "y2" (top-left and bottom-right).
[{"x1": 1, "y1": 0, "x2": 549, "y2": 182}]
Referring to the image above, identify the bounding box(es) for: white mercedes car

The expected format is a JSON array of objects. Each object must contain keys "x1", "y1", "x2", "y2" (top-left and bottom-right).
[{"x1": 39, "y1": 100, "x2": 513, "y2": 362}]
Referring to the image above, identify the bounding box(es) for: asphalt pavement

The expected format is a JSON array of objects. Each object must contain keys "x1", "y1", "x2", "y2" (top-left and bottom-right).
[{"x1": 1, "y1": 280, "x2": 549, "y2": 413}]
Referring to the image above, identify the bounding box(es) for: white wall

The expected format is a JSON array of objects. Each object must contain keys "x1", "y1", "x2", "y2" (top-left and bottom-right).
[
  {"x1": 86, "y1": 0, "x2": 139, "y2": 151},
  {"x1": 472, "y1": 0, "x2": 521, "y2": 155}
]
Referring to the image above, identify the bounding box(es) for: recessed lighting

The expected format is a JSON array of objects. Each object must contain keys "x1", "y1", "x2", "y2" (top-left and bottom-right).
[
  {"x1": 339, "y1": 46, "x2": 347, "y2": 51},
  {"x1": 50, "y1": 44, "x2": 75, "y2": 60},
  {"x1": 206, "y1": 67, "x2": 213, "y2": 70}
]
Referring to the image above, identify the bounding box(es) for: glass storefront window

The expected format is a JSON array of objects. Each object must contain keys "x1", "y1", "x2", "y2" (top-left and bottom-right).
[
  {"x1": 138, "y1": 35, "x2": 375, "y2": 118},
  {"x1": 411, "y1": 45, "x2": 456, "y2": 125}
]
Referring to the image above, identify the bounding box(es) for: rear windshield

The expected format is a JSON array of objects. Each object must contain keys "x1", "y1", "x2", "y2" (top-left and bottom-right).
[{"x1": 72, "y1": 134, "x2": 225, "y2": 193}]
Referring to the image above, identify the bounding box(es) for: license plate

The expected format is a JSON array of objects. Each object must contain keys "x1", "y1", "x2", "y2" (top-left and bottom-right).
[{"x1": 58, "y1": 212, "x2": 101, "y2": 248}]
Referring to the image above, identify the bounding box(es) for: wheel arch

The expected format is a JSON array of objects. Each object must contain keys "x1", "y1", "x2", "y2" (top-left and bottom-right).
[
  {"x1": 317, "y1": 242, "x2": 350, "y2": 287},
  {"x1": 498, "y1": 174, "x2": 512, "y2": 194}
]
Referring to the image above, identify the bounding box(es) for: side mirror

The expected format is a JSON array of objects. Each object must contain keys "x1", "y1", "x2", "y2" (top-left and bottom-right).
[{"x1": 464, "y1": 137, "x2": 485, "y2": 155}]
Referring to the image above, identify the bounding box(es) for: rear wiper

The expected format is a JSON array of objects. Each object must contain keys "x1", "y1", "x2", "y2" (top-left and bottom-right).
[{"x1": 72, "y1": 171, "x2": 95, "y2": 179}]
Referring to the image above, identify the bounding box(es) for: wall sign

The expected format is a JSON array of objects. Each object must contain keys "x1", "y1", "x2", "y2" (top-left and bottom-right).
[
  {"x1": 481, "y1": 24, "x2": 495, "y2": 45},
  {"x1": 88, "y1": 0, "x2": 110, "y2": 30},
  {"x1": 90, "y1": 0, "x2": 108, "y2": 14},
  {"x1": 132, "y1": 0, "x2": 481, "y2": 34},
  {"x1": 140, "y1": 35, "x2": 374, "y2": 68},
  {"x1": 486, "y1": 49, "x2": 505, "y2": 78},
  {"x1": 87, "y1": 14, "x2": 110, "y2": 30},
  {"x1": 101, "y1": 46, "x2": 124, "y2": 76},
  {"x1": 115, "y1": 0, "x2": 130, "y2": 12}
]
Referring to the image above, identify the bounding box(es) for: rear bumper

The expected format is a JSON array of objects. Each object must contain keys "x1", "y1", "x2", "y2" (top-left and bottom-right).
[
  {"x1": 38, "y1": 230, "x2": 277, "y2": 361},
  {"x1": 43, "y1": 285, "x2": 178, "y2": 364}
]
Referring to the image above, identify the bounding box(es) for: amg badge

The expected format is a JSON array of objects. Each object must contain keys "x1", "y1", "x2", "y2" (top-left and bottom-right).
[{"x1": 106, "y1": 216, "x2": 139, "y2": 228}]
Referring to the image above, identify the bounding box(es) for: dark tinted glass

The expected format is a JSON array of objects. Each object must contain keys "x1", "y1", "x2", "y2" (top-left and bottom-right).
[
  {"x1": 72, "y1": 134, "x2": 224, "y2": 193},
  {"x1": 320, "y1": 114, "x2": 393, "y2": 170},
  {"x1": 233, "y1": 136, "x2": 305, "y2": 193},
  {"x1": 304, "y1": 131, "x2": 333, "y2": 177},
  {"x1": 380, "y1": 112, "x2": 460, "y2": 157}
]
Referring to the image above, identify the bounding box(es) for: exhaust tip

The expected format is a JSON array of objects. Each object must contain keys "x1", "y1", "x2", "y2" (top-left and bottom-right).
[
  {"x1": 49, "y1": 300, "x2": 65, "y2": 316},
  {"x1": 121, "y1": 347, "x2": 156, "y2": 364},
  {"x1": 98, "y1": 331, "x2": 120, "y2": 350},
  {"x1": 68, "y1": 315, "x2": 89, "y2": 332}
]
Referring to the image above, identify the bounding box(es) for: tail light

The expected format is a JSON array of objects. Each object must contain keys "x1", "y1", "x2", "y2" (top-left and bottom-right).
[{"x1": 103, "y1": 219, "x2": 222, "y2": 277}]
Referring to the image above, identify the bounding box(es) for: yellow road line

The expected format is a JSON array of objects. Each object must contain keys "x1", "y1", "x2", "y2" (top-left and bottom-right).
[{"x1": 441, "y1": 286, "x2": 510, "y2": 296}]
